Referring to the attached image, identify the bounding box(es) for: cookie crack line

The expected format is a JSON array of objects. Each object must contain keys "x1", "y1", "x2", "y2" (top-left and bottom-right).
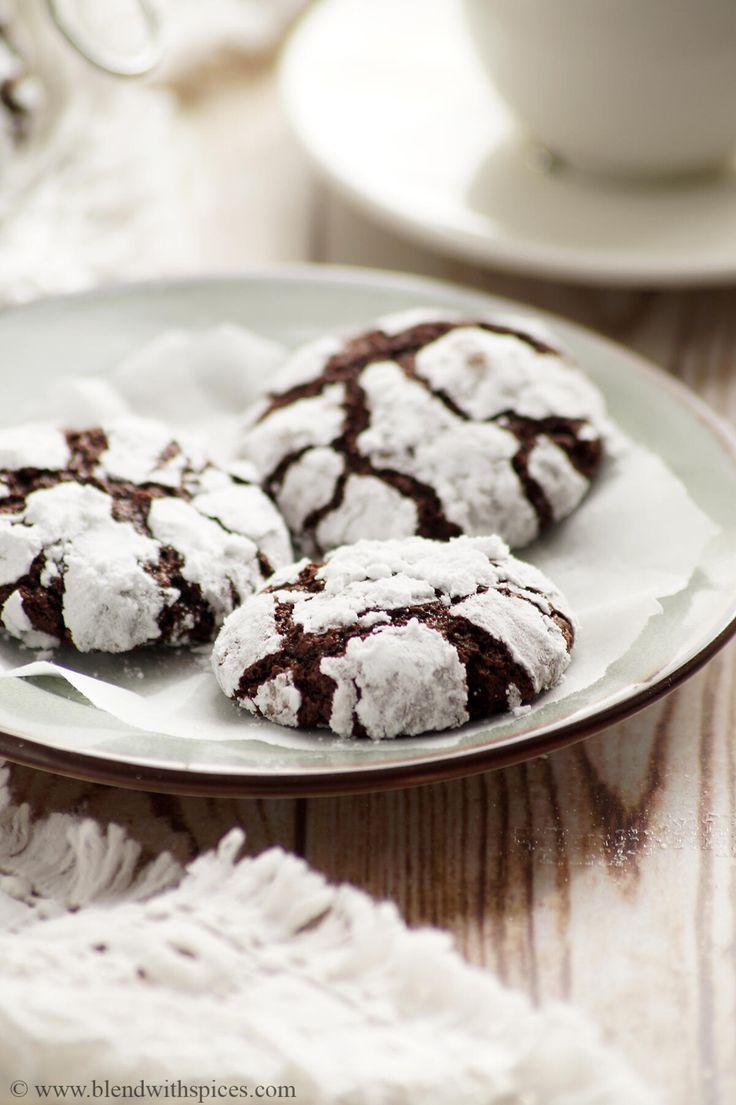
[
  {"x1": 256, "y1": 319, "x2": 559, "y2": 419},
  {"x1": 0, "y1": 428, "x2": 195, "y2": 536},
  {"x1": 0, "y1": 550, "x2": 66, "y2": 643},
  {"x1": 266, "y1": 362, "x2": 460, "y2": 545},
  {"x1": 395, "y1": 348, "x2": 561, "y2": 530},
  {"x1": 397, "y1": 348, "x2": 601, "y2": 520},
  {"x1": 0, "y1": 418, "x2": 294, "y2": 653},
  {"x1": 234, "y1": 596, "x2": 542, "y2": 732},
  {"x1": 246, "y1": 315, "x2": 604, "y2": 552},
  {"x1": 147, "y1": 545, "x2": 216, "y2": 646},
  {"x1": 196, "y1": 509, "x2": 275, "y2": 578},
  {"x1": 300, "y1": 464, "x2": 460, "y2": 543},
  {"x1": 212, "y1": 536, "x2": 576, "y2": 739}
]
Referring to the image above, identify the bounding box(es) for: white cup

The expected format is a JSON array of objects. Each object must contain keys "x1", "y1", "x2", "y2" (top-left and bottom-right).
[{"x1": 462, "y1": 0, "x2": 736, "y2": 179}]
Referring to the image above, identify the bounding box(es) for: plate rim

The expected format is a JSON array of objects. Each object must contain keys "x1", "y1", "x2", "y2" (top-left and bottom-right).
[
  {"x1": 279, "y1": 0, "x2": 736, "y2": 289},
  {"x1": 0, "y1": 264, "x2": 735, "y2": 796},
  {"x1": 0, "y1": 624, "x2": 733, "y2": 796}
]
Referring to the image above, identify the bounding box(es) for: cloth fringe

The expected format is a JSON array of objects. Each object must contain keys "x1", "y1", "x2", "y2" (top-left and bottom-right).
[
  {"x1": 0, "y1": 767, "x2": 657, "y2": 1105},
  {"x1": 0, "y1": 764, "x2": 181, "y2": 926}
]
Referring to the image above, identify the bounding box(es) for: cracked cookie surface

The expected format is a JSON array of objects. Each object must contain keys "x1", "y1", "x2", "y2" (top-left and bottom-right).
[
  {"x1": 212, "y1": 534, "x2": 575, "y2": 740},
  {"x1": 0, "y1": 417, "x2": 293, "y2": 652},
  {"x1": 239, "y1": 309, "x2": 606, "y2": 555}
]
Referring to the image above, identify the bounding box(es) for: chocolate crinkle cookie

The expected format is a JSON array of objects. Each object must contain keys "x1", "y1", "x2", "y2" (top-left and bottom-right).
[
  {"x1": 239, "y1": 309, "x2": 606, "y2": 556},
  {"x1": 0, "y1": 418, "x2": 293, "y2": 653},
  {"x1": 212, "y1": 534, "x2": 575, "y2": 740}
]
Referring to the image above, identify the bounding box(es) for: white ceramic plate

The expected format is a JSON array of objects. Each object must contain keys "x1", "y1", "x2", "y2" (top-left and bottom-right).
[
  {"x1": 0, "y1": 266, "x2": 735, "y2": 796},
  {"x1": 281, "y1": 0, "x2": 736, "y2": 287}
]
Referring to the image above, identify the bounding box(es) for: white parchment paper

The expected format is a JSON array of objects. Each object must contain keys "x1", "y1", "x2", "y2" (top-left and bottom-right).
[{"x1": 0, "y1": 326, "x2": 720, "y2": 749}]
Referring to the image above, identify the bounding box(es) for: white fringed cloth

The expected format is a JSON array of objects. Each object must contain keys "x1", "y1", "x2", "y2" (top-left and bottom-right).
[{"x1": 0, "y1": 765, "x2": 657, "y2": 1105}]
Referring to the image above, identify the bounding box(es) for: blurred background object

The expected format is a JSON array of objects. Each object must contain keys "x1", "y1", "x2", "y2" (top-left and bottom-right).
[
  {"x1": 281, "y1": 0, "x2": 736, "y2": 287},
  {"x1": 47, "y1": 0, "x2": 163, "y2": 77},
  {"x1": 462, "y1": 0, "x2": 736, "y2": 180},
  {"x1": 0, "y1": 3, "x2": 44, "y2": 157},
  {"x1": 0, "y1": 0, "x2": 307, "y2": 305},
  {"x1": 154, "y1": 0, "x2": 305, "y2": 83}
]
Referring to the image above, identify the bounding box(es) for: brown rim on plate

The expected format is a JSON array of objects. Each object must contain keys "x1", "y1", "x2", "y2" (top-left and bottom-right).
[
  {"x1": 0, "y1": 626, "x2": 733, "y2": 796},
  {"x1": 0, "y1": 266, "x2": 734, "y2": 796}
]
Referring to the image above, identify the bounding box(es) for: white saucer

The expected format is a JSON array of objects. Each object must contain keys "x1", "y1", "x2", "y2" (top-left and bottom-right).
[{"x1": 281, "y1": 0, "x2": 736, "y2": 287}]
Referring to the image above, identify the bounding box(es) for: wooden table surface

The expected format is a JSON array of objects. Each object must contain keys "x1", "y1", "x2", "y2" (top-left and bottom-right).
[{"x1": 6, "y1": 60, "x2": 736, "y2": 1105}]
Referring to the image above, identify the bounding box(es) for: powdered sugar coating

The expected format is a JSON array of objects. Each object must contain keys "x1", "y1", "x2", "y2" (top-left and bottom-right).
[
  {"x1": 321, "y1": 622, "x2": 468, "y2": 739},
  {"x1": 316, "y1": 474, "x2": 419, "y2": 550},
  {"x1": 240, "y1": 310, "x2": 605, "y2": 555},
  {"x1": 212, "y1": 535, "x2": 575, "y2": 740},
  {"x1": 414, "y1": 325, "x2": 604, "y2": 422},
  {"x1": 0, "y1": 425, "x2": 69, "y2": 473},
  {"x1": 527, "y1": 437, "x2": 590, "y2": 523},
  {"x1": 278, "y1": 448, "x2": 345, "y2": 532},
  {"x1": 1, "y1": 589, "x2": 57, "y2": 649},
  {"x1": 0, "y1": 417, "x2": 293, "y2": 653}
]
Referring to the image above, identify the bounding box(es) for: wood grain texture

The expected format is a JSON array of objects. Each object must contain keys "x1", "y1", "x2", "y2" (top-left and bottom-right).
[
  {"x1": 3, "y1": 58, "x2": 736, "y2": 1105},
  {"x1": 312, "y1": 191, "x2": 736, "y2": 1103},
  {"x1": 5, "y1": 762, "x2": 303, "y2": 867}
]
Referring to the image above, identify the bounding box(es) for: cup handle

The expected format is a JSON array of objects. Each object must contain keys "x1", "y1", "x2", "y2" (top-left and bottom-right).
[{"x1": 46, "y1": 0, "x2": 164, "y2": 77}]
